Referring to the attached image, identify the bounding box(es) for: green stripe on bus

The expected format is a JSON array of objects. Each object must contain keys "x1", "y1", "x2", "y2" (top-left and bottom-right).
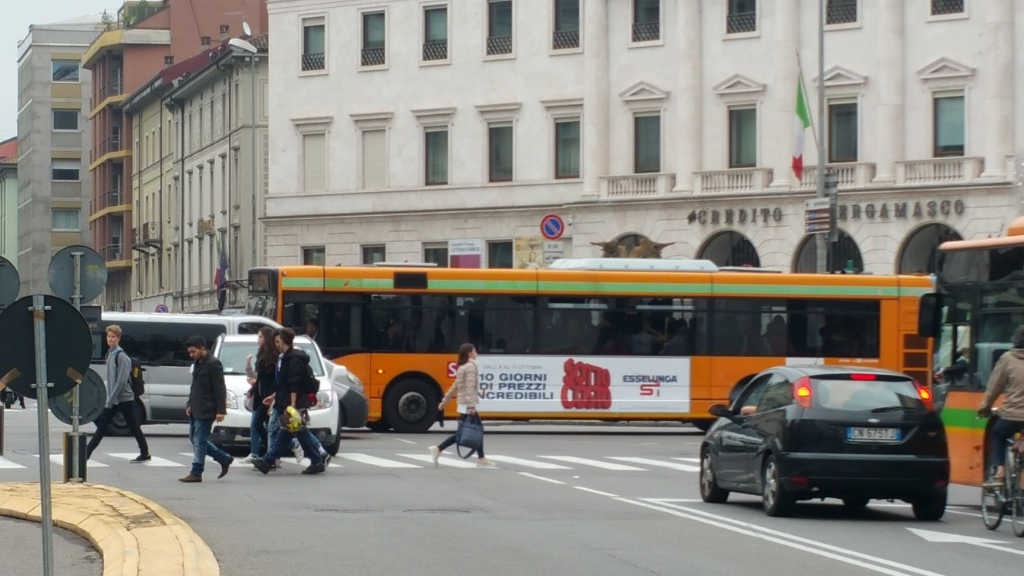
[
  {"x1": 324, "y1": 278, "x2": 393, "y2": 289},
  {"x1": 714, "y1": 283, "x2": 899, "y2": 297},
  {"x1": 282, "y1": 277, "x2": 324, "y2": 288},
  {"x1": 899, "y1": 286, "x2": 933, "y2": 298},
  {"x1": 538, "y1": 281, "x2": 712, "y2": 293},
  {"x1": 429, "y1": 279, "x2": 536, "y2": 291},
  {"x1": 940, "y1": 406, "x2": 988, "y2": 430}
]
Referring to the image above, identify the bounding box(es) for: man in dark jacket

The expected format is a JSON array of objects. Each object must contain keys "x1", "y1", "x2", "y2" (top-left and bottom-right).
[
  {"x1": 252, "y1": 328, "x2": 326, "y2": 475},
  {"x1": 180, "y1": 336, "x2": 233, "y2": 483}
]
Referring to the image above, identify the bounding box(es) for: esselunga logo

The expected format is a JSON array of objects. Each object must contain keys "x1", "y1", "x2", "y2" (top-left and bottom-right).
[{"x1": 622, "y1": 375, "x2": 679, "y2": 383}]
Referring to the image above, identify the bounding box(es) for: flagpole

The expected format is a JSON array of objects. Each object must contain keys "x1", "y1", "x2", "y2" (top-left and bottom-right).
[{"x1": 814, "y1": 0, "x2": 828, "y2": 273}]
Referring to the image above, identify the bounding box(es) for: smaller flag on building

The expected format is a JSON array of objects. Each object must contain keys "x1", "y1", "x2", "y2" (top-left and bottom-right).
[
  {"x1": 214, "y1": 237, "x2": 228, "y2": 310},
  {"x1": 792, "y1": 77, "x2": 811, "y2": 181}
]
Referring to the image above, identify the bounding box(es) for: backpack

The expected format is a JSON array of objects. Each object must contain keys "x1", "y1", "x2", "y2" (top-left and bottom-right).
[
  {"x1": 294, "y1": 356, "x2": 319, "y2": 409},
  {"x1": 118, "y1": 350, "x2": 146, "y2": 398}
]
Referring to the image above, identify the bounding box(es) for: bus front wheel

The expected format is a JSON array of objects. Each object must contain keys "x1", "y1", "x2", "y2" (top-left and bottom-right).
[{"x1": 384, "y1": 378, "x2": 438, "y2": 433}]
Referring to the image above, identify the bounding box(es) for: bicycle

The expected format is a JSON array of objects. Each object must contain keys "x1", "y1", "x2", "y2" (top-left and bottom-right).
[{"x1": 981, "y1": 428, "x2": 1024, "y2": 536}]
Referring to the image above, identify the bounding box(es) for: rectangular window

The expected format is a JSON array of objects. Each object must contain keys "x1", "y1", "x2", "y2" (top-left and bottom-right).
[
  {"x1": 51, "y1": 159, "x2": 80, "y2": 181},
  {"x1": 423, "y1": 6, "x2": 448, "y2": 61},
  {"x1": 51, "y1": 59, "x2": 79, "y2": 82},
  {"x1": 487, "y1": 0, "x2": 513, "y2": 55},
  {"x1": 302, "y1": 18, "x2": 326, "y2": 71},
  {"x1": 51, "y1": 208, "x2": 79, "y2": 230},
  {"x1": 302, "y1": 246, "x2": 326, "y2": 265},
  {"x1": 934, "y1": 95, "x2": 964, "y2": 157},
  {"x1": 554, "y1": 0, "x2": 580, "y2": 50},
  {"x1": 362, "y1": 244, "x2": 386, "y2": 264},
  {"x1": 303, "y1": 133, "x2": 326, "y2": 192},
  {"x1": 52, "y1": 109, "x2": 78, "y2": 131},
  {"x1": 632, "y1": 0, "x2": 660, "y2": 42},
  {"x1": 423, "y1": 243, "x2": 449, "y2": 267},
  {"x1": 488, "y1": 123, "x2": 514, "y2": 182},
  {"x1": 634, "y1": 114, "x2": 660, "y2": 174},
  {"x1": 555, "y1": 119, "x2": 581, "y2": 179},
  {"x1": 362, "y1": 129, "x2": 387, "y2": 189},
  {"x1": 727, "y1": 0, "x2": 757, "y2": 34},
  {"x1": 425, "y1": 128, "x2": 448, "y2": 185},
  {"x1": 828, "y1": 102, "x2": 858, "y2": 163},
  {"x1": 728, "y1": 107, "x2": 757, "y2": 168},
  {"x1": 362, "y1": 11, "x2": 386, "y2": 67},
  {"x1": 826, "y1": 0, "x2": 857, "y2": 25},
  {"x1": 487, "y1": 240, "x2": 513, "y2": 268},
  {"x1": 931, "y1": 0, "x2": 964, "y2": 16}
]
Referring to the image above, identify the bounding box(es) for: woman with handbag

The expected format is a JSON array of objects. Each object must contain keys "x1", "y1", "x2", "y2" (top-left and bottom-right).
[
  {"x1": 429, "y1": 343, "x2": 493, "y2": 468},
  {"x1": 244, "y1": 326, "x2": 278, "y2": 462}
]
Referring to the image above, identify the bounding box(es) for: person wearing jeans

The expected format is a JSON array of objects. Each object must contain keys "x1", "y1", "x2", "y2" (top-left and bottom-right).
[
  {"x1": 87, "y1": 324, "x2": 149, "y2": 462},
  {"x1": 245, "y1": 326, "x2": 278, "y2": 461},
  {"x1": 180, "y1": 336, "x2": 233, "y2": 483}
]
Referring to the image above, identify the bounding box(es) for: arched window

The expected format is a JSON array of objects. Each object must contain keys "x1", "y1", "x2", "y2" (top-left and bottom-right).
[
  {"x1": 898, "y1": 223, "x2": 962, "y2": 275},
  {"x1": 698, "y1": 231, "x2": 760, "y2": 267},
  {"x1": 792, "y1": 230, "x2": 863, "y2": 273}
]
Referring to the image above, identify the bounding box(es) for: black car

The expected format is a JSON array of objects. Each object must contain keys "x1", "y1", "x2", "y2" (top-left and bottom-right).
[{"x1": 699, "y1": 365, "x2": 949, "y2": 520}]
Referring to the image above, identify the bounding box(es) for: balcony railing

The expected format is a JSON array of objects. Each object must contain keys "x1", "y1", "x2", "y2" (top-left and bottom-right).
[
  {"x1": 98, "y1": 79, "x2": 123, "y2": 100},
  {"x1": 694, "y1": 167, "x2": 774, "y2": 195},
  {"x1": 600, "y1": 173, "x2": 676, "y2": 200},
  {"x1": 826, "y1": 0, "x2": 858, "y2": 25},
  {"x1": 797, "y1": 163, "x2": 876, "y2": 190},
  {"x1": 361, "y1": 46, "x2": 385, "y2": 67},
  {"x1": 727, "y1": 10, "x2": 757, "y2": 34},
  {"x1": 487, "y1": 35, "x2": 512, "y2": 56},
  {"x1": 631, "y1": 21, "x2": 660, "y2": 43},
  {"x1": 896, "y1": 157, "x2": 983, "y2": 185},
  {"x1": 931, "y1": 0, "x2": 964, "y2": 16},
  {"x1": 103, "y1": 244, "x2": 124, "y2": 262},
  {"x1": 103, "y1": 189, "x2": 123, "y2": 209},
  {"x1": 301, "y1": 52, "x2": 325, "y2": 71},
  {"x1": 553, "y1": 29, "x2": 580, "y2": 50},
  {"x1": 142, "y1": 221, "x2": 161, "y2": 246},
  {"x1": 423, "y1": 40, "x2": 447, "y2": 61},
  {"x1": 93, "y1": 134, "x2": 124, "y2": 161}
]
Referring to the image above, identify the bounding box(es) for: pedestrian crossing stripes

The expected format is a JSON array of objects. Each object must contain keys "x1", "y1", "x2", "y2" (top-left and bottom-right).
[
  {"x1": 38, "y1": 454, "x2": 108, "y2": 468},
  {"x1": 0, "y1": 456, "x2": 24, "y2": 469},
  {"x1": 609, "y1": 457, "x2": 700, "y2": 472},
  {"x1": 108, "y1": 453, "x2": 181, "y2": 467},
  {"x1": 484, "y1": 455, "x2": 572, "y2": 470},
  {"x1": 399, "y1": 453, "x2": 484, "y2": 469},
  {"x1": 537, "y1": 456, "x2": 647, "y2": 471},
  {"x1": 341, "y1": 453, "x2": 421, "y2": 469}
]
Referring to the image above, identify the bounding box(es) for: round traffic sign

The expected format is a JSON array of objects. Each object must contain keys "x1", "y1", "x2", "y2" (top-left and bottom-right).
[
  {"x1": 48, "y1": 245, "x2": 107, "y2": 304},
  {"x1": 540, "y1": 213, "x2": 565, "y2": 240},
  {"x1": 0, "y1": 256, "x2": 18, "y2": 308},
  {"x1": 0, "y1": 295, "x2": 92, "y2": 399},
  {"x1": 155, "y1": 304, "x2": 169, "y2": 313},
  {"x1": 50, "y1": 369, "x2": 106, "y2": 425}
]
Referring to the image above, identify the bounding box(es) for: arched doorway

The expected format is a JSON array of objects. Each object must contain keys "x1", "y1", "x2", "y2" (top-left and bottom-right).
[
  {"x1": 792, "y1": 230, "x2": 863, "y2": 273},
  {"x1": 698, "y1": 231, "x2": 760, "y2": 267},
  {"x1": 898, "y1": 223, "x2": 962, "y2": 274}
]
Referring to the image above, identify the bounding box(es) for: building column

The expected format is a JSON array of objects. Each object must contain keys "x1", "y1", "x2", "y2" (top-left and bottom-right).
[
  {"x1": 674, "y1": 0, "x2": 701, "y2": 193},
  {"x1": 581, "y1": 0, "x2": 608, "y2": 199},
  {"x1": 768, "y1": 0, "x2": 800, "y2": 189},
  {"x1": 982, "y1": 0, "x2": 1014, "y2": 180},
  {"x1": 872, "y1": 0, "x2": 904, "y2": 183}
]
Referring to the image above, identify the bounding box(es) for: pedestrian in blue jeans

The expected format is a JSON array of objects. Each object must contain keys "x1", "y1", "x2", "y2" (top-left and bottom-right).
[
  {"x1": 180, "y1": 336, "x2": 233, "y2": 483},
  {"x1": 244, "y1": 326, "x2": 279, "y2": 461}
]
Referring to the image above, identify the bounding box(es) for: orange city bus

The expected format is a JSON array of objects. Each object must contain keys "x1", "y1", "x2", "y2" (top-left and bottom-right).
[
  {"x1": 919, "y1": 216, "x2": 1024, "y2": 486},
  {"x1": 245, "y1": 258, "x2": 933, "y2": 433}
]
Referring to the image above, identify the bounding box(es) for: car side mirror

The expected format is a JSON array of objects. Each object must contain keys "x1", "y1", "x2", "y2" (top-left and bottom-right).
[{"x1": 708, "y1": 404, "x2": 732, "y2": 419}]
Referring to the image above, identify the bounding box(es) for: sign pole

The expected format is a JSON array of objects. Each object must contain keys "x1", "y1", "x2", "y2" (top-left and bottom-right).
[
  {"x1": 814, "y1": 0, "x2": 828, "y2": 273},
  {"x1": 70, "y1": 251, "x2": 83, "y2": 482},
  {"x1": 31, "y1": 294, "x2": 55, "y2": 576}
]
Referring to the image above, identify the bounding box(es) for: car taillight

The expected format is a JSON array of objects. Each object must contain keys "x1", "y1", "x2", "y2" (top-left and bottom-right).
[
  {"x1": 849, "y1": 373, "x2": 876, "y2": 380},
  {"x1": 793, "y1": 377, "x2": 812, "y2": 408},
  {"x1": 914, "y1": 380, "x2": 933, "y2": 411}
]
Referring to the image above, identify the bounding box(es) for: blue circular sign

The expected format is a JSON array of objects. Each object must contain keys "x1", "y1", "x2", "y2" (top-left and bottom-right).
[
  {"x1": 155, "y1": 304, "x2": 169, "y2": 313},
  {"x1": 540, "y1": 213, "x2": 565, "y2": 240}
]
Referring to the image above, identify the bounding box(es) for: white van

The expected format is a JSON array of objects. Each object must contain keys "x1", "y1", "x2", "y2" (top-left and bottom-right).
[{"x1": 90, "y1": 312, "x2": 282, "y2": 434}]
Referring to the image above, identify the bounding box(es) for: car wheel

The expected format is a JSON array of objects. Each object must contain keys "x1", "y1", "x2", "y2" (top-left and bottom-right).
[
  {"x1": 322, "y1": 434, "x2": 341, "y2": 456},
  {"x1": 762, "y1": 454, "x2": 793, "y2": 517},
  {"x1": 912, "y1": 487, "x2": 947, "y2": 521},
  {"x1": 107, "y1": 400, "x2": 146, "y2": 436},
  {"x1": 842, "y1": 496, "x2": 870, "y2": 513},
  {"x1": 383, "y1": 378, "x2": 437, "y2": 433},
  {"x1": 699, "y1": 449, "x2": 729, "y2": 503}
]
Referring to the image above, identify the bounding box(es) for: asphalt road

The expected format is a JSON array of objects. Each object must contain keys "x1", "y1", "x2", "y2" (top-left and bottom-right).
[{"x1": 2, "y1": 404, "x2": 1023, "y2": 576}]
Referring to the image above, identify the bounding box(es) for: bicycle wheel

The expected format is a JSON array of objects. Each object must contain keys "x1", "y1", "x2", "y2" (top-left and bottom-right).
[
  {"x1": 1010, "y1": 451, "x2": 1024, "y2": 537},
  {"x1": 982, "y1": 465, "x2": 1005, "y2": 530}
]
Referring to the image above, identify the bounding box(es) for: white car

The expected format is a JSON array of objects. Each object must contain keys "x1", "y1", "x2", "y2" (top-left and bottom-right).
[{"x1": 210, "y1": 334, "x2": 367, "y2": 456}]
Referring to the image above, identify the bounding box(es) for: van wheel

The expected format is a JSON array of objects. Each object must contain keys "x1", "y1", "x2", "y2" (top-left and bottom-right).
[
  {"x1": 383, "y1": 378, "x2": 437, "y2": 433},
  {"x1": 107, "y1": 400, "x2": 146, "y2": 436}
]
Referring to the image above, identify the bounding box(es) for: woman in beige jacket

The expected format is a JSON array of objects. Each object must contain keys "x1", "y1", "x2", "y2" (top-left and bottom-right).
[{"x1": 429, "y1": 343, "x2": 493, "y2": 467}]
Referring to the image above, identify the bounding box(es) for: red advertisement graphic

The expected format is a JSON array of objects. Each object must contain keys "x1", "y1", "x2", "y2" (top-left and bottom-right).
[{"x1": 561, "y1": 359, "x2": 612, "y2": 410}]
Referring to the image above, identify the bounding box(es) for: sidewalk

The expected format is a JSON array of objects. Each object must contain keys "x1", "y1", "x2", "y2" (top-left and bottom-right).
[
  {"x1": 1, "y1": 516, "x2": 100, "y2": 576},
  {"x1": 0, "y1": 482, "x2": 220, "y2": 576}
]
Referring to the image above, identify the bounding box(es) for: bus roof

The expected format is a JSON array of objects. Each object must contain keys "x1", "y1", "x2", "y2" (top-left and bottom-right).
[{"x1": 940, "y1": 215, "x2": 1024, "y2": 252}]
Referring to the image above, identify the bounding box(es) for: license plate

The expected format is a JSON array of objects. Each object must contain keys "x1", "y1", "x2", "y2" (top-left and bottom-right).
[{"x1": 846, "y1": 427, "x2": 901, "y2": 442}]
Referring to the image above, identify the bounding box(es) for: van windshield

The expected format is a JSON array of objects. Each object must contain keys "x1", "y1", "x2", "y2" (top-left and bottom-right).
[
  {"x1": 812, "y1": 378, "x2": 925, "y2": 412},
  {"x1": 216, "y1": 341, "x2": 324, "y2": 377}
]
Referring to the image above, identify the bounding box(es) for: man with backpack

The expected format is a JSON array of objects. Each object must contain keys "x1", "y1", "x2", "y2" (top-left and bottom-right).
[
  {"x1": 86, "y1": 324, "x2": 150, "y2": 462},
  {"x1": 252, "y1": 328, "x2": 327, "y2": 475}
]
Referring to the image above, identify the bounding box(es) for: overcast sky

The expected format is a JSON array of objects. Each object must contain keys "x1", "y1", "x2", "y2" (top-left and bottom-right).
[{"x1": 2, "y1": 0, "x2": 121, "y2": 140}]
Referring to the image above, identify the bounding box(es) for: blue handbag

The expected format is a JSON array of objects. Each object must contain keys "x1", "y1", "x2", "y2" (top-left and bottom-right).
[{"x1": 455, "y1": 413, "x2": 484, "y2": 459}]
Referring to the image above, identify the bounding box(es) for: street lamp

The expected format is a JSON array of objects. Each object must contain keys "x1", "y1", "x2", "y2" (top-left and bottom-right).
[{"x1": 226, "y1": 32, "x2": 258, "y2": 310}]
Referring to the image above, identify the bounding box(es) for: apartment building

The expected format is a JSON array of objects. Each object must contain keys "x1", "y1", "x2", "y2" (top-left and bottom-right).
[{"x1": 264, "y1": 0, "x2": 1022, "y2": 275}]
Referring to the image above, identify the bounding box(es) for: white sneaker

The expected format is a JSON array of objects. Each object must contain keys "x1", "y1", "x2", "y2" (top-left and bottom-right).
[
  {"x1": 243, "y1": 454, "x2": 256, "y2": 463},
  {"x1": 476, "y1": 457, "x2": 495, "y2": 468},
  {"x1": 291, "y1": 440, "x2": 303, "y2": 462},
  {"x1": 429, "y1": 446, "x2": 440, "y2": 467}
]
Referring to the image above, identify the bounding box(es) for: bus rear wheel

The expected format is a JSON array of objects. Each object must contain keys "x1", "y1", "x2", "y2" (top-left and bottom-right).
[{"x1": 383, "y1": 378, "x2": 438, "y2": 433}]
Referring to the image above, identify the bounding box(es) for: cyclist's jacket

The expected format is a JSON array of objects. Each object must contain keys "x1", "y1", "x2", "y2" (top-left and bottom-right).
[{"x1": 981, "y1": 348, "x2": 1024, "y2": 421}]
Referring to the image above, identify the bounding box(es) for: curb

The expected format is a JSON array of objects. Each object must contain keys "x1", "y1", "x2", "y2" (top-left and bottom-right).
[{"x1": 0, "y1": 482, "x2": 219, "y2": 576}]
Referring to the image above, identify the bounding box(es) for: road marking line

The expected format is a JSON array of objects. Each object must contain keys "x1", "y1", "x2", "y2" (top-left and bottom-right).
[
  {"x1": 39, "y1": 454, "x2": 108, "y2": 468},
  {"x1": 609, "y1": 457, "x2": 699, "y2": 472},
  {"x1": 673, "y1": 457, "x2": 701, "y2": 464},
  {"x1": 108, "y1": 453, "x2": 182, "y2": 467},
  {"x1": 518, "y1": 472, "x2": 566, "y2": 485},
  {"x1": 644, "y1": 499, "x2": 946, "y2": 576},
  {"x1": 395, "y1": 438, "x2": 417, "y2": 446},
  {"x1": 868, "y1": 503, "x2": 982, "y2": 519},
  {"x1": 399, "y1": 453, "x2": 485, "y2": 469},
  {"x1": 538, "y1": 456, "x2": 646, "y2": 471},
  {"x1": 0, "y1": 456, "x2": 26, "y2": 469},
  {"x1": 575, "y1": 486, "x2": 620, "y2": 498},
  {"x1": 340, "y1": 453, "x2": 421, "y2": 469},
  {"x1": 487, "y1": 455, "x2": 572, "y2": 470},
  {"x1": 179, "y1": 452, "x2": 222, "y2": 462}
]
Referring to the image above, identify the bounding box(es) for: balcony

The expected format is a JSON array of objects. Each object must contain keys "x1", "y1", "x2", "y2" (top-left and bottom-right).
[
  {"x1": 600, "y1": 173, "x2": 676, "y2": 201},
  {"x1": 423, "y1": 40, "x2": 447, "y2": 62},
  {"x1": 631, "y1": 21, "x2": 660, "y2": 43},
  {"x1": 92, "y1": 134, "x2": 125, "y2": 164},
  {"x1": 102, "y1": 189, "x2": 124, "y2": 209},
  {"x1": 553, "y1": 30, "x2": 580, "y2": 50},
  {"x1": 141, "y1": 222, "x2": 161, "y2": 246},
  {"x1": 727, "y1": 10, "x2": 757, "y2": 34},
  {"x1": 694, "y1": 168, "x2": 774, "y2": 195},
  {"x1": 487, "y1": 35, "x2": 512, "y2": 56},
  {"x1": 197, "y1": 218, "x2": 216, "y2": 236},
  {"x1": 103, "y1": 244, "x2": 124, "y2": 262},
  {"x1": 797, "y1": 163, "x2": 876, "y2": 190},
  {"x1": 361, "y1": 46, "x2": 385, "y2": 67},
  {"x1": 896, "y1": 157, "x2": 983, "y2": 186},
  {"x1": 98, "y1": 78, "x2": 123, "y2": 101},
  {"x1": 301, "y1": 52, "x2": 325, "y2": 72}
]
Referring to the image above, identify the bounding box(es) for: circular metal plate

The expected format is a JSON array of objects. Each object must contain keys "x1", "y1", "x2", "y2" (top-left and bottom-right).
[
  {"x1": 50, "y1": 369, "x2": 106, "y2": 425},
  {"x1": 0, "y1": 256, "x2": 18, "y2": 308},
  {"x1": 47, "y1": 245, "x2": 107, "y2": 304}
]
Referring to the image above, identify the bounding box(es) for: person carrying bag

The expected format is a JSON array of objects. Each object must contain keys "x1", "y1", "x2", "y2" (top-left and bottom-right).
[{"x1": 429, "y1": 343, "x2": 493, "y2": 468}]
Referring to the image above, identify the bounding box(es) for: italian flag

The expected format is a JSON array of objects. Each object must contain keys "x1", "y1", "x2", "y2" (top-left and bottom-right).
[{"x1": 792, "y1": 78, "x2": 811, "y2": 180}]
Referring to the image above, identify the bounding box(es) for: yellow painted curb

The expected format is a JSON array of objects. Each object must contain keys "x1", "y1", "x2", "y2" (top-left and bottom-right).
[{"x1": 0, "y1": 483, "x2": 219, "y2": 576}]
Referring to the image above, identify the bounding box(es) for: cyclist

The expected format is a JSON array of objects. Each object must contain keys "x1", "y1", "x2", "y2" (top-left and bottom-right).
[{"x1": 977, "y1": 325, "x2": 1024, "y2": 487}]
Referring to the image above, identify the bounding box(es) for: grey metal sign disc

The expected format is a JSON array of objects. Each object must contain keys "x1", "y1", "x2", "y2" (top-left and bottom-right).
[
  {"x1": 50, "y1": 369, "x2": 106, "y2": 425},
  {"x1": 0, "y1": 295, "x2": 92, "y2": 399},
  {"x1": 0, "y1": 256, "x2": 18, "y2": 308},
  {"x1": 48, "y1": 245, "x2": 107, "y2": 304}
]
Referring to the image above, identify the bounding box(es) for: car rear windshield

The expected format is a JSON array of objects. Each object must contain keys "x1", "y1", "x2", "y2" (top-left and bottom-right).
[{"x1": 812, "y1": 378, "x2": 924, "y2": 412}]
